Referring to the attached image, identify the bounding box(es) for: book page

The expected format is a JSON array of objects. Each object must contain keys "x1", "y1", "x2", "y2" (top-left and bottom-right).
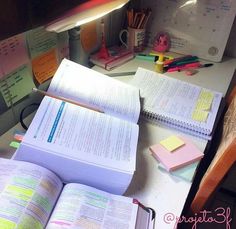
[
  {"x1": 23, "y1": 96, "x2": 139, "y2": 173},
  {"x1": 46, "y1": 183, "x2": 138, "y2": 229},
  {"x1": 48, "y1": 58, "x2": 140, "y2": 123},
  {"x1": 0, "y1": 158, "x2": 63, "y2": 229}
]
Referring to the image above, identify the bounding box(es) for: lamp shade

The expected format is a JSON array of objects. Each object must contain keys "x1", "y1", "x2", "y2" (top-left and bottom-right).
[{"x1": 46, "y1": 0, "x2": 129, "y2": 33}]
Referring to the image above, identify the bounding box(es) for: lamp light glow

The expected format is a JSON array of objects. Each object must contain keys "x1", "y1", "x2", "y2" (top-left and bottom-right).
[{"x1": 46, "y1": 0, "x2": 129, "y2": 33}]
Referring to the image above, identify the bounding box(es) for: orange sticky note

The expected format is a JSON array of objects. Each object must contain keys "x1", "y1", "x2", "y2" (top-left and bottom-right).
[
  {"x1": 160, "y1": 136, "x2": 185, "y2": 152},
  {"x1": 32, "y1": 49, "x2": 58, "y2": 84}
]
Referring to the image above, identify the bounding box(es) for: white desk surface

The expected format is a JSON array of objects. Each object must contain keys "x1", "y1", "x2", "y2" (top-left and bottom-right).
[
  {"x1": 93, "y1": 54, "x2": 236, "y2": 97},
  {"x1": 92, "y1": 55, "x2": 236, "y2": 228},
  {"x1": 0, "y1": 55, "x2": 235, "y2": 229}
]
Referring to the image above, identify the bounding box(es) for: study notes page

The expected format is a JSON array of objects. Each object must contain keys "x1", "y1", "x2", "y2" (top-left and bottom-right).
[
  {"x1": 46, "y1": 183, "x2": 138, "y2": 229},
  {"x1": 48, "y1": 58, "x2": 140, "y2": 123},
  {"x1": 23, "y1": 96, "x2": 139, "y2": 173},
  {"x1": 0, "y1": 158, "x2": 63, "y2": 228}
]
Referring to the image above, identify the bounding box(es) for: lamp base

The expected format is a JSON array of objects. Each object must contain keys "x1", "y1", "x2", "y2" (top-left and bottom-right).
[{"x1": 68, "y1": 26, "x2": 89, "y2": 66}]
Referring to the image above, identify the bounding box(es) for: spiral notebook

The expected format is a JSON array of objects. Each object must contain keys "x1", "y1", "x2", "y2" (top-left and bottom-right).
[{"x1": 131, "y1": 68, "x2": 222, "y2": 139}]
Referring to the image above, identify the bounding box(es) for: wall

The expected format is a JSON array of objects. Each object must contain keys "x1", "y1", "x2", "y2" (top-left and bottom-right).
[
  {"x1": 0, "y1": 7, "x2": 127, "y2": 136},
  {"x1": 0, "y1": 1, "x2": 235, "y2": 136},
  {"x1": 0, "y1": 28, "x2": 68, "y2": 136},
  {"x1": 225, "y1": 16, "x2": 236, "y2": 58}
]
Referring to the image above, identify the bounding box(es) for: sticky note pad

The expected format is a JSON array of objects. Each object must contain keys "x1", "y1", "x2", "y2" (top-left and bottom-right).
[
  {"x1": 160, "y1": 136, "x2": 185, "y2": 152},
  {"x1": 149, "y1": 136, "x2": 204, "y2": 171}
]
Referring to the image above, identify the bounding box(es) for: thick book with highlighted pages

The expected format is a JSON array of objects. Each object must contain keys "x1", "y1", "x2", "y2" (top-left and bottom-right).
[
  {"x1": 14, "y1": 58, "x2": 141, "y2": 195},
  {"x1": 130, "y1": 67, "x2": 222, "y2": 139},
  {"x1": 0, "y1": 158, "x2": 155, "y2": 229},
  {"x1": 90, "y1": 46, "x2": 134, "y2": 70}
]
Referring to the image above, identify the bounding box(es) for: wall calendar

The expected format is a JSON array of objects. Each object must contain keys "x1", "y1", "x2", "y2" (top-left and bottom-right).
[{"x1": 142, "y1": 0, "x2": 236, "y2": 62}]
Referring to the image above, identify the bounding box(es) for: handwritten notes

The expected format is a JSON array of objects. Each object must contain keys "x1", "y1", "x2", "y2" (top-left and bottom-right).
[
  {"x1": 26, "y1": 27, "x2": 59, "y2": 84},
  {"x1": 0, "y1": 65, "x2": 35, "y2": 107},
  {"x1": 26, "y1": 27, "x2": 58, "y2": 58},
  {"x1": 160, "y1": 136, "x2": 185, "y2": 152},
  {"x1": 0, "y1": 34, "x2": 29, "y2": 79},
  {"x1": 32, "y1": 49, "x2": 58, "y2": 84},
  {"x1": 0, "y1": 26, "x2": 68, "y2": 109}
]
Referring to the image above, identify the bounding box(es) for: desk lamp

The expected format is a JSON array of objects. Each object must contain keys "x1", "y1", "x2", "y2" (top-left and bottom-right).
[{"x1": 45, "y1": 0, "x2": 129, "y2": 64}]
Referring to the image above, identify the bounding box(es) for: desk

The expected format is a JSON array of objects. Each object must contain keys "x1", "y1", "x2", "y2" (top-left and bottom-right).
[
  {"x1": 92, "y1": 55, "x2": 236, "y2": 97},
  {"x1": 92, "y1": 55, "x2": 236, "y2": 228},
  {"x1": 0, "y1": 56, "x2": 235, "y2": 229}
]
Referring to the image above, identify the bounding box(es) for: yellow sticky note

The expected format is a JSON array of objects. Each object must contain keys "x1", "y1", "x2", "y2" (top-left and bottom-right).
[
  {"x1": 196, "y1": 100, "x2": 211, "y2": 111},
  {"x1": 192, "y1": 110, "x2": 209, "y2": 122},
  {"x1": 200, "y1": 90, "x2": 214, "y2": 102},
  {"x1": 196, "y1": 90, "x2": 214, "y2": 111},
  {"x1": 160, "y1": 136, "x2": 185, "y2": 152}
]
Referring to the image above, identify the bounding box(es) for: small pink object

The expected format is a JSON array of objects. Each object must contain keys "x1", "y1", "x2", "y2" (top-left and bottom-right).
[
  {"x1": 153, "y1": 32, "x2": 170, "y2": 53},
  {"x1": 185, "y1": 69, "x2": 198, "y2": 76}
]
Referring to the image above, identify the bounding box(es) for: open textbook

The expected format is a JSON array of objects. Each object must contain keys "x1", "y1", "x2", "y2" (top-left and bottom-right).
[
  {"x1": 0, "y1": 158, "x2": 155, "y2": 229},
  {"x1": 14, "y1": 59, "x2": 141, "y2": 195}
]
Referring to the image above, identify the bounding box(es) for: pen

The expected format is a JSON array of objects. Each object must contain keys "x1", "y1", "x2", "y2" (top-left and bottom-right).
[
  {"x1": 170, "y1": 58, "x2": 199, "y2": 67},
  {"x1": 165, "y1": 55, "x2": 198, "y2": 67},
  {"x1": 167, "y1": 62, "x2": 201, "y2": 72},
  {"x1": 32, "y1": 88, "x2": 104, "y2": 113},
  {"x1": 164, "y1": 55, "x2": 193, "y2": 66},
  {"x1": 105, "y1": 71, "x2": 136, "y2": 77}
]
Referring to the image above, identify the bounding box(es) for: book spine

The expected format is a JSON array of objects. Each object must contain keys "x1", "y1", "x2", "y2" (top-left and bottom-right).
[{"x1": 106, "y1": 54, "x2": 134, "y2": 70}]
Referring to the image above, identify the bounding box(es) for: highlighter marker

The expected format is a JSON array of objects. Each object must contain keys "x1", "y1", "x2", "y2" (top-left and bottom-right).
[
  {"x1": 167, "y1": 62, "x2": 201, "y2": 72},
  {"x1": 136, "y1": 54, "x2": 157, "y2": 62},
  {"x1": 155, "y1": 54, "x2": 164, "y2": 73}
]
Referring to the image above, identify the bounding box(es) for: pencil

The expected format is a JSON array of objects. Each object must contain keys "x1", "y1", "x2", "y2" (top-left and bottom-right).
[{"x1": 32, "y1": 88, "x2": 103, "y2": 113}]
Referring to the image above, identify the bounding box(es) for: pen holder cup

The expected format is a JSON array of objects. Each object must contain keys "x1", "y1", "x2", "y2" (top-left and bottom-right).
[{"x1": 119, "y1": 27, "x2": 146, "y2": 52}]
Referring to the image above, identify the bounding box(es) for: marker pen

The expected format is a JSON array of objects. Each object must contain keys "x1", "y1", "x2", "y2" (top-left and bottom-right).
[
  {"x1": 167, "y1": 62, "x2": 201, "y2": 72},
  {"x1": 135, "y1": 54, "x2": 157, "y2": 62}
]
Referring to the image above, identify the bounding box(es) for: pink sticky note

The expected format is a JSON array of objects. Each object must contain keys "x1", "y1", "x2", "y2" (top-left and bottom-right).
[
  {"x1": 149, "y1": 136, "x2": 204, "y2": 171},
  {"x1": 0, "y1": 34, "x2": 29, "y2": 78}
]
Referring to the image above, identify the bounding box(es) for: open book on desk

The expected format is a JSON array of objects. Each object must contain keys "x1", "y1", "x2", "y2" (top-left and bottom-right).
[
  {"x1": 0, "y1": 158, "x2": 155, "y2": 229},
  {"x1": 14, "y1": 59, "x2": 141, "y2": 195},
  {"x1": 130, "y1": 67, "x2": 222, "y2": 140}
]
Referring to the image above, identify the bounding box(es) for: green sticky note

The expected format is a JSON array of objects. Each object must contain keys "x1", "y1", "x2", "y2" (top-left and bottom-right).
[
  {"x1": 0, "y1": 65, "x2": 35, "y2": 107},
  {"x1": 160, "y1": 136, "x2": 185, "y2": 152},
  {"x1": 9, "y1": 141, "x2": 20, "y2": 149}
]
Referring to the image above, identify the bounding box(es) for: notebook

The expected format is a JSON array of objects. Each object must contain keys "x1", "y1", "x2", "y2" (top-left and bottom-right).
[
  {"x1": 131, "y1": 67, "x2": 222, "y2": 139},
  {"x1": 89, "y1": 45, "x2": 134, "y2": 71},
  {"x1": 149, "y1": 136, "x2": 204, "y2": 172}
]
